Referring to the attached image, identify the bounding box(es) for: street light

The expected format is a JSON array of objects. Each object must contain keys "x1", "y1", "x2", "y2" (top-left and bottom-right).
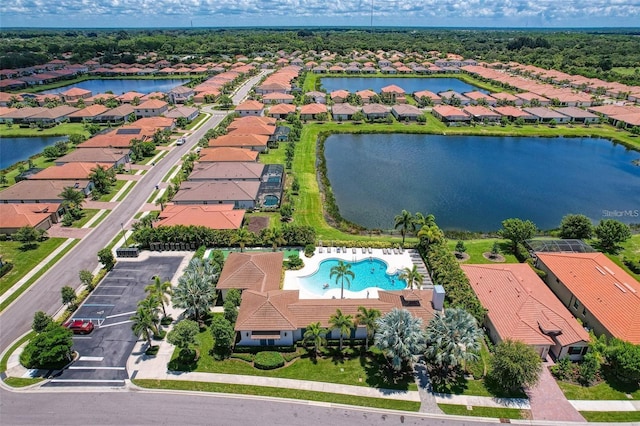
[{"x1": 120, "y1": 222, "x2": 127, "y2": 247}]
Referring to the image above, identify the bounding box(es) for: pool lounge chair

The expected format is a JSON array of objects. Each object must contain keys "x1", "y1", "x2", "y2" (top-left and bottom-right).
[
  {"x1": 352, "y1": 247, "x2": 357, "y2": 254},
  {"x1": 318, "y1": 247, "x2": 323, "y2": 253},
  {"x1": 393, "y1": 248, "x2": 399, "y2": 255},
  {"x1": 327, "y1": 247, "x2": 332, "y2": 253},
  {"x1": 368, "y1": 247, "x2": 372, "y2": 254},
  {"x1": 362, "y1": 247, "x2": 366, "y2": 254},
  {"x1": 336, "y1": 247, "x2": 341, "y2": 253},
  {"x1": 399, "y1": 247, "x2": 403, "y2": 254},
  {"x1": 343, "y1": 246, "x2": 347, "y2": 253}
]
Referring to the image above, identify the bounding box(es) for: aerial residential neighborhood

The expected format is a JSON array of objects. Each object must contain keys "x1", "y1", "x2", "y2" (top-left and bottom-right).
[{"x1": 0, "y1": 25, "x2": 639, "y2": 426}]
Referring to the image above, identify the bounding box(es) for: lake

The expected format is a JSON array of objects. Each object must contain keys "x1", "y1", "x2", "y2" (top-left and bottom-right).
[
  {"x1": 39, "y1": 79, "x2": 190, "y2": 96},
  {"x1": 324, "y1": 134, "x2": 640, "y2": 231},
  {"x1": 0, "y1": 136, "x2": 68, "y2": 169},
  {"x1": 320, "y1": 77, "x2": 487, "y2": 95}
]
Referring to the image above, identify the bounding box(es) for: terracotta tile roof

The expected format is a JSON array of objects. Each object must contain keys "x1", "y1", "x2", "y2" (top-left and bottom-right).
[
  {"x1": 209, "y1": 134, "x2": 269, "y2": 148},
  {"x1": 67, "y1": 104, "x2": 109, "y2": 118},
  {"x1": 462, "y1": 263, "x2": 589, "y2": 347},
  {"x1": 299, "y1": 103, "x2": 327, "y2": 115},
  {"x1": 432, "y1": 105, "x2": 470, "y2": 119},
  {"x1": 413, "y1": 90, "x2": 441, "y2": 100},
  {"x1": 29, "y1": 162, "x2": 111, "y2": 180},
  {"x1": 236, "y1": 290, "x2": 299, "y2": 331},
  {"x1": 330, "y1": 90, "x2": 350, "y2": 99},
  {"x1": 554, "y1": 107, "x2": 599, "y2": 119},
  {"x1": 227, "y1": 124, "x2": 276, "y2": 136},
  {"x1": 536, "y1": 253, "x2": 640, "y2": 344},
  {"x1": 155, "y1": 204, "x2": 244, "y2": 229},
  {"x1": 189, "y1": 162, "x2": 264, "y2": 180},
  {"x1": 0, "y1": 203, "x2": 60, "y2": 229},
  {"x1": 491, "y1": 92, "x2": 520, "y2": 102},
  {"x1": 134, "y1": 99, "x2": 168, "y2": 110},
  {"x1": 198, "y1": 147, "x2": 259, "y2": 162},
  {"x1": 464, "y1": 91, "x2": 496, "y2": 101},
  {"x1": 361, "y1": 104, "x2": 389, "y2": 114},
  {"x1": 56, "y1": 148, "x2": 129, "y2": 164},
  {"x1": 173, "y1": 180, "x2": 260, "y2": 203},
  {"x1": 131, "y1": 117, "x2": 175, "y2": 129},
  {"x1": 463, "y1": 105, "x2": 500, "y2": 118},
  {"x1": 62, "y1": 87, "x2": 91, "y2": 97},
  {"x1": 236, "y1": 100, "x2": 264, "y2": 111},
  {"x1": 523, "y1": 107, "x2": 569, "y2": 119},
  {"x1": 381, "y1": 84, "x2": 405, "y2": 94},
  {"x1": 262, "y1": 93, "x2": 294, "y2": 101},
  {"x1": 217, "y1": 252, "x2": 284, "y2": 291},
  {"x1": 0, "y1": 180, "x2": 90, "y2": 202},
  {"x1": 267, "y1": 104, "x2": 296, "y2": 116},
  {"x1": 118, "y1": 91, "x2": 145, "y2": 102},
  {"x1": 229, "y1": 116, "x2": 276, "y2": 127},
  {"x1": 493, "y1": 106, "x2": 535, "y2": 118}
]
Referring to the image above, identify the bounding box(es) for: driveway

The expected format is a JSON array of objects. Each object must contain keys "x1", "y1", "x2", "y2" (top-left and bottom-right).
[
  {"x1": 45, "y1": 256, "x2": 184, "y2": 387},
  {"x1": 527, "y1": 365, "x2": 586, "y2": 422}
]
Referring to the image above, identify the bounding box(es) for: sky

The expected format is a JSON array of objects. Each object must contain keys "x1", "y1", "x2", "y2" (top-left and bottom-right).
[{"x1": 1, "y1": 0, "x2": 640, "y2": 28}]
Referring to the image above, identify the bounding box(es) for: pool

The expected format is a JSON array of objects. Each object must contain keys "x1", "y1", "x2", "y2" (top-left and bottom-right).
[
  {"x1": 267, "y1": 176, "x2": 281, "y2": 183},
  {"x1": 263, "y1": 194, "x2": 279, "y2": 206},
  {"x1": 299, "y1": 258, "x2": 406, "y2": 296}
]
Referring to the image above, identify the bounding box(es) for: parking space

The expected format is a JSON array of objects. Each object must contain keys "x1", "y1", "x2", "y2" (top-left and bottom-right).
[{"x1": 46, "y1": 255, "x2": 185, "y2": 387}]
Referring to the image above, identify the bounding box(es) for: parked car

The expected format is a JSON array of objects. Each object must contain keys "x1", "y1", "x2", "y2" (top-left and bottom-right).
[
  {"x1": 64, "y1": 320, "x2": 95, "y2": 335},
  {"x1": 176, "y1": 138, "x2": 186, "y2": 145}
]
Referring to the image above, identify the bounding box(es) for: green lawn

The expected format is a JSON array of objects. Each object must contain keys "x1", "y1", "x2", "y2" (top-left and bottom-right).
[
  {"x1": 1, "y1": 155, "x2": 57, "y2": 183},
  {"x1": 580, "y1": 411, "x2": 640, "y2": 422},
  {"x1": 611, "y1": 67, "x2": 640, "y2": 76},
  {"x1": 438, "y1": 403, "x2": 530, "y2": 420},
  {"x1": 557, "y1": 380, "x2": 640, "y2": 400},
  {"x1": 113, "y1": 181, "x2": 136, "y2": 202},
  {"x1": 70, "y1": 209, "x2": 100, "y2": 228},
  {"x1": 606, "y1": 234, "x2": 640, "y2": 281},
  {"x1": 97, "y1": 180, "x2": 127, "y2": 201},
  {"x1": 185, "y1": 113, "x2": 208, "y2": 130},
  {"x1": 446, "y1": 238, "x2": 518, "y2": 264},
  {"x1": 0, "y1": 238, "x2": 67, "y2": 296},
  {"x1": 2, "y1": 377, "x2": 43, "y2": 387},
  {"x1": 0, "y1": 123, "x2": 90, "y2": 138},
  {"x1": 170, "y1": 328, "x2": 417, "y2": 391},
  {"x1": 0, "y1": 331, "x2": 34, "y2": 372},
  {"x1": 133, "y1": 379, "x2": 421, "y2": 411}
]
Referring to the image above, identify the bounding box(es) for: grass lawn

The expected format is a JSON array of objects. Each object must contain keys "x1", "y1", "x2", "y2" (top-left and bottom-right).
[
  {"x1": 133, "y1": 379, "x2": 421, "y2": 411},
  {"x1": 446, "y1": 238, "x2": 518, "y2": 264},
  {"x1": 2, "y1": 377, "x2": 43, "y2": 387},
  {"x1": 97, "y1": 180, "x2": 127, "y2": 201},
  {"x1": 611, "y1": 67, "x2": 640, "y2": 76},
  {"x1": 185, "y1": 113, "x2": 208, "y2": 130},
  {"x1": 0, "y1": 331, "x2": 34, "y2": 372},
  {"x1": 170, "y1": 328, "x2": 417, "y2": 392},
  {"x1": 605, "y1": 234, "x2": 640, "y2": 281},
  {"x1": 70, "y1": 209, "x2": 100, "y2": 228},
  {"x1": 580, "y1": 411, "x2": 640, "y2": 422},
  {"x1": 438, "y1": 403, "x2": 530, "y2": 420},
  {"x1": 259, "y1": 142, "x2": 286, "y2": 165},
  {"x1": 557, "y1": 380, "x2": 640, "y2": 400},
  {"x1": 113, "y1": 181, "x2": 136, "y2": 202},
  {"x1": 162, "y1": 165, "x2": 180, "y2": 182},
  {"x1": 0, "y1": 123, "x2": 90, "y2": 138},
  {"x1": 0, "y1": 238, "x2": 67, "y2": 296},
  {"x1": 1, "y1": 155, "x2": 57, "y2": 184}
]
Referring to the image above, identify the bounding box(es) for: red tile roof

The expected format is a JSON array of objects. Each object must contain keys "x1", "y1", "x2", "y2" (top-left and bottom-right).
[
  {"x1": 236, "y1": 100, "x2": 264, "y2": 111},
  {"x1": 217, "y1": 252, "x2": 284, "y2": 291},
  {"x1": 209, "y1": 134, "x2": 269, "y2": 148},
  {"x1": 155, "y1": 204, "x2": 244, "y2": 229},
  {"x1": 0, "y1": 203, "x2": 60, "y2": 229},
  {"x1": 198, "y1": 147, "x2": 259, "y2": 162},
  {"x1": 299, "y1": 103, "x2": 327, "y2": 115},
  {"x1": 29, "y1": 162, "x2": 111, "y2": 180}
]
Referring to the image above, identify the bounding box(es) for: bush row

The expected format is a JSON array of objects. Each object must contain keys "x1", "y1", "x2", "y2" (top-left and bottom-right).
[{"x1": 0, "y1": 261, "x2": 14, "y2": 278}]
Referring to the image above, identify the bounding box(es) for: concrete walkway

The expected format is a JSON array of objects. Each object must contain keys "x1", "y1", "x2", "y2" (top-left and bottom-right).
[
  {"x1": 413, "y1": 361, "x2": 444, "y2": 413},
  {"x1": 527, "y1": 366, "x2": 586, "y2": 422}
]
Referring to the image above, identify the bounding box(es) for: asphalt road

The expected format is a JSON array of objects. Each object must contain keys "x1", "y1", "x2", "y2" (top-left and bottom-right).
[
  {"x1": 0, "y1": 388, "x2": 503, "y2": 426},
  {"x1": 0, "y1": 71, "x2": 268, "y2": 354}
]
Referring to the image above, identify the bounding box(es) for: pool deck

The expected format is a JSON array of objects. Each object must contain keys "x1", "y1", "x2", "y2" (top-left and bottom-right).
[{"x1": 283, "y1": 247, "x2": 415, "y2": 300}]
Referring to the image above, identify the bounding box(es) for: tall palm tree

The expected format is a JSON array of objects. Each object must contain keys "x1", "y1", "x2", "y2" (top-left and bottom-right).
[
  {"x1": 424, "y1": 308, "x2": 482, "y2": 373},
  {"x1": 59, "y1": 186, "x2": 85, "y2": 215},
  {"x1": 172, "y1": 260, "x2": 218, "y2": 323},
  {"x1": 329, "y1": 309, "x2": 353, "y2": 352},
  {"x1": 394, "y1": 209, "x2": 415, "y2": 247},
  {"x1": 232, "y1": 226, "x2": 253, "y2": 252},
  {"x1": 417, "y1": 223, "x2": 444, "y2": 251},
  {"x1": 398, "y1": 265, "x2": 424, "y2": 290},
  {"x1": 131, "y1": 306, "x2": 157, "y2": 347},
  {"x1": 263, "y1": 227, "x2": 286, "y2": 252},
  {"x1": 374, "y1": 308, "x2": 425, "y2": 371},
  {"x1": 356, "y1": 306, "x2": 381, "y2": 351},
  {"x1": 330, "y1": 260, "x2": 355, "y2": 299},
  {"x1": 145, "y1": 276, "x2": 173, "y2": 318},
  {"x1": 89, "y1": 164, "x2": 115, "y2": 195},
  {"x1": 137, "y1": 295, "x2": 161, "y2": 333},
  {"x1": 303, "y1": 322, "x2": 327, "y2": 357},
  {"x1": 413, "y1": 212, "x2": 436, "y2": 230}
]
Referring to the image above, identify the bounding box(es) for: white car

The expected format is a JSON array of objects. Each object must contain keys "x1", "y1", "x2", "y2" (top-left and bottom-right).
[{"x1": 176, "y1": 138, "x2": 185, "y2": 145}]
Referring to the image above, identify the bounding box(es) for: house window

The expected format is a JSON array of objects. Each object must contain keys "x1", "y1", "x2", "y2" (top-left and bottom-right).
[
  {"x1": 573, "y1": 299, "x2": 579, "y2": 310},
  {"x1": 568, "y1": 346, "x2": 583, "y2": 355},
  {"x1": 582, "y1": 308, "x2": 587, "y2": 317},
  {"x1": 581, "y1": 347, "x2": 589, "y2": 355}
]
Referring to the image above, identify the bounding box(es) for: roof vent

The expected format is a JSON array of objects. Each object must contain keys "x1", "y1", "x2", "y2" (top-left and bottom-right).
[
  {"x1": 622, "y1": 282, "x2": 637, "y2": 294},
  {"x1": 603, "y1": 266, "x2": 615, "y2": 275},
  {"x1": 595, "y1": 266, "x2": 606, "y2": 275},
  {"x1": 613, "y1": 282, "x2": 627, "y2": 293}
]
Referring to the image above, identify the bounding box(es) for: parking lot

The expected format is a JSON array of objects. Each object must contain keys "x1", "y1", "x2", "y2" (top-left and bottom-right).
[{"x1": 46, "y1": 255, "x2": 185, "y2": 387}]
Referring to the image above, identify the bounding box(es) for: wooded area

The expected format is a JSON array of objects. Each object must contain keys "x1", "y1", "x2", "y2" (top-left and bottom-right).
[{"x1": 1, "y1": 28, "x2": 639, "y2": 85}]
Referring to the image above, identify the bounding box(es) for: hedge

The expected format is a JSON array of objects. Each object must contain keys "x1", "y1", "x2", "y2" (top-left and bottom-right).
[
  {"x1": 234, "y1": 345, "x2": 296, "y2": 354},
  {"x1": 0, "y1": 261, "x2": 14, "y2": 278},
  {"x1": 254, "y1": 351, "x2": 285, "y2": 370}
]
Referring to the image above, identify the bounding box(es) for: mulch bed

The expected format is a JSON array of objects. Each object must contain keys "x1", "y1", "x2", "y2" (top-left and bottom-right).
[{"x1": 482, "y1": 252, "x2": 505, "y2": 262}]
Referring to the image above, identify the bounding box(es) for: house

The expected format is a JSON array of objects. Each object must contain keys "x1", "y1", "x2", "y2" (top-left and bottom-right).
[
  {"x1": 299, "y1": 103, "x2": 328, "y2": 120},
  {"x1": 0, "y1": 180, "x2": 92, "y2": 203},
  {"x1": 96, "y1": 104, "x2": 135, "y2": 123},
  {"x1": 0, "y1": 203, "x2": 62, "y2": 234},
  {"x1": 332, "y1": 103, "x2": 359, "y2": 121},
  {"x1": 463, "y1": 91, "x2": 497, "y2": 106},
  {"x1": 438, "y1": 91, "x2": 471, "y2": 106},
  {"x1": 262, "y1": 93, "x2": 295, "y2": 104},
  {"x1": 164, "y1": 106, "x2": 199, "y2": 122},
  {"x1": 463, "y1": 105, "x2": 501, "y2": 122},
  {"x1": 515, "y1": 92, "x2": 550, "y2": 106},
  {"x1": 29, "y1": 162, "x2": 112, "y2": 181},
  {"x1": 66, "y1": 105, "x2": 109, "y2": 122},
  {"x1": 536, "y1": 252, "x2": 640, "y2": 344},
  {"x1": 118, "y1": 91, "x2": 145, "y2": 103},
  {"x1": 167, "y1": 86, "x2": 195, "y2": 104},
  {"x1": 235, "y1": 100, "x2": 265, "y2": 117},
  {"x1": 267, "y1": 103, "x2": 296, "y2": 119},
  {"x1": 330, "y1": 90, "x2": 350, "y2": 104},
  {"x1": 56, "y1": 148, "x2": 130, "y2": 167},
  {"x1": 492, "y1": 92, "x2": 522, "y2": 106},
  {"x1": 134, "y1": 99, "x2": 169, "y2": 118},
  {"x1": 413, "y1": 90, "x2": 442, "y2": 106},
  {"x1": 356, "y1": 89, "x2": 377, "y2": 103},
  {"x1": 0, "y1": 107, "x2": 46, "y2": 124},
  {"x1": 553, "y1": 107, "x2": 599, "y2": 123},
  {"x1": 361, "y1": 104, "x2": 390, "y2": 120},
  {"x1": 172, "y1": 180, "x2": 260, "y2": 209},
  {"x1": 60, "y1": 87, "x2": 92, "y2": 103},
  {"x1": 462, "y1": 263, "x2": 590, "y2": 360},
  {"x1": 523, "y1": 107, "x2": 570, "y2": 124},
  {"x1": 23, "y1": 106, "x2": 79, "y2": 125},
  {"x1": 209, "y1": 134, "x2": 269, "y2": 152},
  {"x1": 197, "y1": 147, "x2": 259, "y2": 162},
  {"x1": 391, "y1": 104, "x2": 422, "y2": 121},
  {"x1": 431, "y1": 105, "x2": 471, "y2": 124},
  {"x1": 155, "y1": 204, "x2": 244, "y2": 230},
  {"x1": 188, "y1": 162, "x2": 265, "y2": 181},
  {"x1": 493, "y1": 106, "x2": 537, "y2": 122},
  {"x1": 380, "y1": 85, "x2": 406, "y2": 103},
  {"x1": 305, "y1": 91, "x2": 326, "y2": 104}
]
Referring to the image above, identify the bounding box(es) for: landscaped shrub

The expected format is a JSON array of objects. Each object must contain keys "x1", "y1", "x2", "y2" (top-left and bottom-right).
[
  {"x1": 0, "y1": 261, "x2": 14, "y2": 278},
  {"x1": 230, "y1": 352, "x2": 254, "y2": 362},
  {"x1": 623, "y1": 256, "x2": 640, "y2": 274},
  {"x1": 282, "y1": 348, "x2": 305, "y2": 362},
  {"x1": 254, "y1": 351, "x2": 285, "y2": 370},
  {"x1": 234, "y1": 345, "x2": 296, "y2": 354},
  {"x1": 194, "y1": 245, "x2": 206, "y2": 259},
  {"x1": 153, "y1": 330, "x2": 167, "y2": 340},
  {"x1": 514, "y1": 243, "x2": 531, "y2": 262},
  {"x1": 145, "y1": 345, "x2": 159, "y2": 356},
  {"x1": 304, "y1": 243, "x2": 316, "y2": 257}
]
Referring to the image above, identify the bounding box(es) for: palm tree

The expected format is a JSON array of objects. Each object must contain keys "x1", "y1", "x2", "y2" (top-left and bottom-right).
[
  {"x1": 356, "y1": 306, "x2": 381, "y2": 351},
  {"x1": 424, "y1": 308, "x2": 482, "y2": 374},
  {"x1": 329, "y1": 309, "x2": 353, "y2": 352},
  {"x1": 145, "y1": 276, "x2": 173, "y2": 318},
  {"x1": 172, "y1": 259, "x2": 218, "y2": 323},
  {"x1": 232, "y1": 226, "x2": 253, "y2": 252},
  {"x1": 413, "y1": 212, "x2": 436, "y2": 230},
  {"x1": 330, "y1": 260, "x2": 355, "y2": 299},
  {"x1": 131, "y1": 306, "x2": 157, "y2": 348},
  {"x1": 398, "y1": 265, "x2": 424, "y2": 290},
  {"x1": 263, "y1": 227, "x2": 286, "y2": 251},
  {"x1": 374, "y1": 308, "x2": 425, "y2": 371},
  {"x1": 394, "y1": 209, "x2": 415, "y2": 247},
  {"x1": 137, "y1": 295, "x2": 161, "y2": 333},
  {"x1": 417, "y1": 223, "x2": 444, "y2": 251},
  {"x1": 59, "y1": 186, "x2": 85, "y2": 215},
  {"x1": 303, "y1": 322, "x2": 327, "y2": 357},
  {"x1": 89, "y1": 164, "x2": 115, "y2": 195}
]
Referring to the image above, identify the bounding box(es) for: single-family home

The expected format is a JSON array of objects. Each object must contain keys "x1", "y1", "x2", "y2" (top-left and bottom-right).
[
  {"x1": 361, "y1": 104, "x2": 390, "y2": 120},
  {"x1": 0, "y1": 203, "x2": 62, "y2": 235},
  {"x1": 262, "y1": 93, "x2": 295, "y2": 104},
  {"x1": 380, "y1": 85, "x2": 406, "y2": 103},
  {"x1": 56, "y1": 148, "x2": 130, "y2": 167},
  {"x1": 96, "y1": 104, "x2": 136, "y2": 123},
  {"x1": 134, "y1": 99, "x2": 169, "y2": 118},
  {"x1": 493, "y1": 106, "x2": 537, "y2": 122},
  {"x1": 188, "y1": 162, "x2": 265, "y2": 181},
  {"x1": 167, "y1": 86, "x2": 195, "y2": 104},
  {"x1": 164, "y1": 106, "x2": 199, "y2": 122},
  {"x1": 209, "y1": 134, "x2": 269, "y2": 152},
  {"x1": 356, "y1": 89, "x2": 377, "y2": 103},
  {"x1": 463, "y1": 91, "x2": 497, "y2": 106},
  {"x1": 66, "y1": 105, "x2": 109, "y2": 122},
  {"x1": 391, "y1": 104, "x2": 422, "y2": 121},
  {"x1": 553, "y1": 107, "x2": 599, "y2": 123},
  {"x1": 299, "y1": 103, "x2": 328, "y2": 121},
  {"x1": 0, "y1": 180, "x2": 92, "y2": 203},
  {"x1": 332, "y1": 103, "x2": 359, "y2": 121},
  {"x1": 305, "y1": 91, "x2": 327, "y2": 104},
  {"x1": 60, "y1": 87, "x2": 92, "y2": 103},
  {"x1": 438, "y1": 91, "x2": 471, "y2": 106},
  {"x1": 23, "y1": 105, "x2": 79, "y2": 126},
  {"x1": 267, "y1": 103, "x2": 296, "y2": 119},
  {"x1": 235, "y1": 100, "x2": 265, "y2": 117},
  {"x1": 463, "y1": 105, "x2": 501, "y2": 122},
  {"x1": 431, "y1": 105, "x2": 472, "y2": 124},
  {"x1": 28, "y1": 162, "x2": 112, "y2": 181},
  {"x1": 172, "y1": 180, "x2": 260, "y2": 209},
  {"x1": 515, "y1": 92, "x2": 550, "y2": 106},
  {"x1": 413, "y1": 90, "x2": 442, "y2": 106},
  {"x1": 197, "y1": 147, "x2": 259, "y2": 163},
  {"x1": 523, "y1": 107, "x2": 570, "y2": 124},
  {"x1": 154, "y1": 204, "x2": 245, "y2": 230},
  {"x1": 330, "y1": 90, "x2": 350, "y2": 104}
]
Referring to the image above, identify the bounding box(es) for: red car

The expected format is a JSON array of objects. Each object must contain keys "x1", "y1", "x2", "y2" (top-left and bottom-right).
[{"x1": 64, "y1": 320, "x2": 95, "y2": 335}]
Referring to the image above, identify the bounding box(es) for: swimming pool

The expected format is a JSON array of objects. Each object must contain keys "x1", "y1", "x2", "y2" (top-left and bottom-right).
[
  {"x1": 299, "y1": 258, "x2": 407, "y2": 296},
  {"x1": 263, "y1": 194, "x2": 279, "y2": 206}
]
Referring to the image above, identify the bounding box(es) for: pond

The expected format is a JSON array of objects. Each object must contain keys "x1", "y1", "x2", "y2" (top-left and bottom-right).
[
  {"x1": 320, "y1": 77, "x2": 487, "y2": 95},
  {"x1": 324, "y1": 134, "x2": 640, "y2": 231},
  {"x1": 39, "y1": 79, "x2": 190, "y2": 96},
  {"x1": 0, "y1": 136, "x2": 68, "y2": 169}
]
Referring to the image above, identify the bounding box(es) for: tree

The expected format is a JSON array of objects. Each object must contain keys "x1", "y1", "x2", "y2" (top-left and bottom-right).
[
  {"x1": 398, "y1": 265, "x2": 424, "y2": 290},
  {"x1": 172, "y1": 258, "x2": 219, "y2": 323},
  {"x1": 424, "y1": 308, "x2": 482, "y2": 373},
  {"x1": 231, "y1": 226, "x2": 253, "y2": 252},
  {"x1": 89, "y1": 164, "x2": 116, "y2": 196},
  {"x1": 130, "y1": 306, "x2": 157, "y2": 348},
  {"x1": 223, "y1": 299, "x2": 238, "y2": 324},
  {"x1": 330, "y1": 260, "x2": 355, "y2": 299},
  {"x1": 303, "y1": 322, "x2": 327, "y2": 357},
  {"x1": 68, "y1": 133, "x2": 86, "y2": 145},
  {"x1": 489, "y1": 340, "x2": 542, "y2": 393},
  {"x1": 394, "y1": 209, "x2": 415, "y2": 247},
  {"x1": 499, "y1": 218, "x2": 537, "y2": 252},
  {"x1": 280, "y1": 204, "x2": 293, "y2": 221},
  {"x1": 559, "y1": 214, "x2": 593, "y2": 240},
  {"x1": 594, "y1": 219, "x2": 632, "y2": 253},
  {"x1": 218, "y1": 94, "x2": 233, "y2": 109},
  {"x1": 13, "y1": 226, "x2": 40, "y2": 249},
  {"x1": 61, "y1": 286, "x2": 77, "y2": 309},
  {"x1": 32, "y1": 311, "x2": 53, "y2": 333},
  {"x1": 606, "y1": 340, "x2": 640, "y2": 384},
  {"x1": 329, "y1": 309, "x2": 353, "y2": 352},
  {"x1": 59, "y1": 186, "x2": 85, "y2": 216},
  {"x1": 138, "y1": 295, "x2": 161, "y2": 334},
  {"x1": 455, "y1": 240, "x2": 466, "y2": 255},
  {"x1": 225, "y1": 288, "x2": 242, "y2": 307},
  {"x1": 167, "y1": 319, "x2": 199, "y2": 358},
  {"x1": 145, "y1": 275, "x2": 173, "y2": 318},
  {"x1": 490, "y1": 241, "x2": 500, "y2": 258},
  {"x1": 20, "y1": 323, "x2": 73, "y2": 369},
  {"x1": 355, "y1": 306, "x2": 381, "y2": 351},
  {"x1": 374, "y1": 308, "x2": 424, "y2": 371},
  {"x1": 79, "y1": 269, "x2": 94, "y2": 290},
  {"x1": 263, "y1": 227, "x2": 286, "y2": 252},
  {"x1": 97, "y1": 248, "x2": 115, "y2": 270},
  {"x1": 0, "y1": 173, "x2": 7, "y2": 186},
  {"x1": 211, "y1": 315, "x2": 235, "y2": 358}
]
